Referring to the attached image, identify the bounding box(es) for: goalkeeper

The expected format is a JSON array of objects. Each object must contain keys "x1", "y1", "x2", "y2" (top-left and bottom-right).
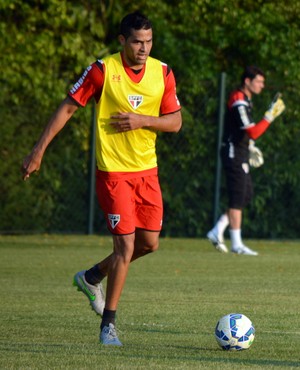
[{"x1": 207, "y1": 66, "x2": 285, "y2": 255}]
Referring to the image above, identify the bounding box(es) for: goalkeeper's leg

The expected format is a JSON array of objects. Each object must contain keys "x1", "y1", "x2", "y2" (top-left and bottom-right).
[
  {"x1": 226, "y1": 163, "x2": 258, "y2": 256},
  {"x1": 207, "y1": 213, "x2": 229, "y2": 253}
]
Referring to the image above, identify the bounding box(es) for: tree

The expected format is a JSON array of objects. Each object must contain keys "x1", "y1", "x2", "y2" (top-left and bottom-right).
[{"x1": 1, "y1": 0, "x2": 300, "y2": 237}]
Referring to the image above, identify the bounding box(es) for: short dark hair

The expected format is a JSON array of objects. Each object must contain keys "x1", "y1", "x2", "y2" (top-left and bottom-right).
[
  {"x1": 120, "y1": 11, "x2": 152, "y2": 39},
  {"x1": 241, "y1": 66, "x2": 265, "y2": 86}
]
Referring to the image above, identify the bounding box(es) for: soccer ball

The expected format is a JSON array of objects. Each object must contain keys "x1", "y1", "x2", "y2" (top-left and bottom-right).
[{"x1": 215, "y1": 313, "x2": 255, "y2": 350}]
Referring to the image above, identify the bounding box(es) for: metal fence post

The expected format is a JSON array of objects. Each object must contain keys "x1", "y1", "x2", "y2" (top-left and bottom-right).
[
  {"x1": 213, "y1": 72, "x2": 226, "y2": 224},
  {"x1": 87, "y1": 102, "x2": 96, "y2": 234}
]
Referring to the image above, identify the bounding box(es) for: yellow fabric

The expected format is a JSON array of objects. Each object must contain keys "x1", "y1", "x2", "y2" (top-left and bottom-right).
[{"x1": 95, "y1": 53, "x2": 164, "y2": 172}]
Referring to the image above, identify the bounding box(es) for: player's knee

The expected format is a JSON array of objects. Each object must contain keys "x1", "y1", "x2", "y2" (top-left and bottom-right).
[
  {"x1": 144, "y1": 240, "x2": 159, "y2": 254},
  {"x1": 150, "y1": 241, "x2": 159, "y2": 253}
]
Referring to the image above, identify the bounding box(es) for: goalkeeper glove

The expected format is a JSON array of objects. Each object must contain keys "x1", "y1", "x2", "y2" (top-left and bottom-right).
[
  {"x1": 264, "y1": 93, "x2": 285, "y2": 123},
  {"x1": 249, "y1": 140, "x2": 264, "y2": 168}
]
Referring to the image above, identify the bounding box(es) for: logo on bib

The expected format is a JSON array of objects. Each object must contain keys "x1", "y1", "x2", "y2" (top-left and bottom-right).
[
  {"x1": 128, "y1": 95, "x2": 143, "y2": 109},
  {"x1": 108, "y1": 214, "x2": 120, "y2": 229}
]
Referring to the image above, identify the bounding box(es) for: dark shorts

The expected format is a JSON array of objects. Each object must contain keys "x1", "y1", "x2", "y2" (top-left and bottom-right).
[{"x1": 223, "y1": 160, "x2": 253, "y2": 209}]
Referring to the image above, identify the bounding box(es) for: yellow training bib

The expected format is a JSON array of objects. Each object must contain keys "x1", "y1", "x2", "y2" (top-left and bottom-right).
[{"x1": 95, "y1": 53, "x2": 164, "y2": 172}]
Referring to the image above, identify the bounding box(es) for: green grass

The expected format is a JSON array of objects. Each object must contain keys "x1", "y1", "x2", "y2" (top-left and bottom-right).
[{"x1": 0, "y1": 235, "x2": 300, "y2": 369}]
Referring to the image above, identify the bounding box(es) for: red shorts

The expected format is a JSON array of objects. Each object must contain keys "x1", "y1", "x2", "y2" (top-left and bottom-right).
[{"x1": 96, "y1": 168, "x2": 163, "y2": 235}]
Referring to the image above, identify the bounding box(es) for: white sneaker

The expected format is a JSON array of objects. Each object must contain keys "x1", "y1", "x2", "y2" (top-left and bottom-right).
[
  {"x1": 100, "y1": 323, "x2": 122, "y2": 346},
  {"x1": 207, "y1": 230, "x2": 228, "y2": 253},
  {"x1": 73, "y1": 270, "x2": 105, "y2": 316},
  {"x1": 231, "y1": 245, "x2": 258, "y2": 256}
]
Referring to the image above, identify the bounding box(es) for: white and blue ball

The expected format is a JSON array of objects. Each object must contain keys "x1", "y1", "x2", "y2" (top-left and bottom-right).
[{"x1": 215, "y1": 313, "x2": 255, "y2": 350}]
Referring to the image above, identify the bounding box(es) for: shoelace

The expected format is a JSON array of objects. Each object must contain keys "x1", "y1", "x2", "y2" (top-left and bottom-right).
[{"x1": 101, "y1": 325, "x2": 118, "y2": 340}]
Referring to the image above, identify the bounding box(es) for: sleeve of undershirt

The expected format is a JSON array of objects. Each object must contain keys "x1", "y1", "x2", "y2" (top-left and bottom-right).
[
  {"x1": 68, "y1": 61, "x2": 105, "y2": 107},
  {"x1": 245, "y1": 118, "x2": 270, "y2": 140},
  {"x1": 160, "y1": 65, "x2": 181, "y2": 115}
]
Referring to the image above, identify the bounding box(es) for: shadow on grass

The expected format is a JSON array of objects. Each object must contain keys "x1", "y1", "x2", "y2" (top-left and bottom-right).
[
  {"x1": 113, "y1": 348, "x2": 300, "y2": 368},
  {"x1": 1, "y1": 341, "x2": 300, "y2": 368}
]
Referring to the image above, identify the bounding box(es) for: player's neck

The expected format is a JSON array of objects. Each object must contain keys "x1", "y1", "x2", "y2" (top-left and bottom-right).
[
  {"x1": 241, "y1": 86, "x2": 252, "y2": 100},
  {"x1": 120, "y1": 52, "x2": 145, "y2": 83},
  {"x1": 121, "y1": 52, "x2": 145, "y2": 72}
]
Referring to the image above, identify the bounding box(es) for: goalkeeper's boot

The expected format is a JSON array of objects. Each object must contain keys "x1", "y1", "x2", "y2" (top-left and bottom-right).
[
  {"x1": 231, "y1": 245, "x2": 258, "y2": 256},
  {"x1": 73, "y1": 270, "x2": 105, "y2": 316},
  {"x1": 100, "y1": 323, "x2": 123, "y2": 346},
  {"x1": 207, "y1": 230, "x2": 228, "y2": 253}
]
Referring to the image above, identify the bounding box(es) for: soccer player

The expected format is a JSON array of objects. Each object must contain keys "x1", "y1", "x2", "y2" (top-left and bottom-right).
[
  {"x1": 207, "y1": 66, "x2": 285, "y2": 255},
  {"x1": 22, "y1": 11, "x2": 182, "y2": 345}
]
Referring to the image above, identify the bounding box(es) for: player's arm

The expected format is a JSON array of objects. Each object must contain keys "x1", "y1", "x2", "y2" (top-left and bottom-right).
[
  {"x1": 110, "y1": 110, "x2": 182, "y2": 133},
  {"x1": 22, "y1": 97, "x2": 79, "y2": 180},
  {"x1": 244, "y1": 93, "x2": 285, "y2": 140},
  {"x1": 146, "y1": 110, "x2": 182, "y2": 133},
  {"x1": 245, "y1": 118, "x2": 270, "y2": 140},
  {"x1": 22, "y1": 62, "x2": 104, "y2": 180}
]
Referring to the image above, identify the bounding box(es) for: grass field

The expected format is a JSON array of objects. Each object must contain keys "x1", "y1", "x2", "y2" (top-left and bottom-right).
[{"x1": 0, "y1": 235, "x2": 300, "y2": 369}]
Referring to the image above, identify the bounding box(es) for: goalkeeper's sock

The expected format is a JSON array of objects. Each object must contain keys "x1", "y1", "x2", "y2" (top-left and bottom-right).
[
  {"x1": 229, "y1": 228, "x2": 243, "y2": 248},
  {"x1": 85, "y1": 264, "x2": 106, "y2": 285},
  {"x1": 217, "y1": 213, "x2": 229, "y2": 235},
  {"x1": 101, "y1": 309, "x2": 117, "y2": 330},
  {"x1": 212, "y1": 213, "x2": 229, "y2": 239}
]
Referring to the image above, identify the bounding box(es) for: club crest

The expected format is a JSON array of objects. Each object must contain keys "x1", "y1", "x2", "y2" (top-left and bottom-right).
[
  {"x1": 108, "y1": 214, "x2": 120, "y2": 229},
  {"x1": 128, "y1": 95, "x2": 143, "y2": 109},
  {"x1": 242, "y1": 163, "x2": 249, "y2": 174}
]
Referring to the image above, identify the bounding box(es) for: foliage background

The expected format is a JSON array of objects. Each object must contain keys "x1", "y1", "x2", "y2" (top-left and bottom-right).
[{"x1": 1, "y1": 0, "x2": 300, "y2": 238}]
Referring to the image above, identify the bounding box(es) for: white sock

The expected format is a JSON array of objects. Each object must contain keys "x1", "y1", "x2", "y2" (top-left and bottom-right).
[
  {"x1": 212, "y1": 213, "x2": 229, "y2": 240},
  {"x1": 229, "y1": 229, "x2": 243, "y2": 249},
  {"x1": 218, "y1": 214, "x2": 229, "y2": 234}
]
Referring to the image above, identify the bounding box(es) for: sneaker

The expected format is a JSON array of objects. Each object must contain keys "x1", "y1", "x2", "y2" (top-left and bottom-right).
[
  {"x1": 100, "y1": 323, "x2": 123, "y2": 346},
  {"x1": 73, "y1": 270, "x2": 105, "y2": 316},
  {"x1": 231, "y1": 245, "x2": 258, "y2": 256},
  {"x1": 207, "y1": 230, "x2": 228, "y2": 253}
]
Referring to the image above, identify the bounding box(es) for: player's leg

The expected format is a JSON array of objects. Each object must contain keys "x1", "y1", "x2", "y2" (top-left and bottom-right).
[
  {"x1": 131, "y1": 173, "x2": 162, "y2": 258},
  {"x1": 100, "y1": 174, "x2": 162, "y2": 345},
  {"x1": 104, "y1": 233, "x2": 135, "y2": 311},
  {"x1": 74, "y1": 173, "x2": 162, "y2": 345},
  {"x1": 228, "y1": 208, "x2": 242, "y2": 229},
  {"x1": 228, "y1": 208, "x2": 244, "y2": 249},
  {"x1": 86, "y1": 171, "x2": 162, "y2": 273},
  {"x1": 207, "y1": 213, "x2": 229, "y2": 253},
  {"x1": 98, "y1": 230, "x2": 159, "y2": 346},
  {"x1": 82, "y1": 234, "x2": 136, "y2": 346},
  {"x1": 74, "y1": 173, "x2": 135, "y2": 321},
  {"x1": 207, "y1": 147, "x2": 230, "y2": 252},
  {"x1": 132, "y1": 229, "x2": 160, "y2": 262},
  {"x1": 99, "y1": 232, "x2": 136, "y2": 346},
  {"x1": 227, "y1": 163, "x2": 257, "y2": 255},
  {"x1": 85, "y1": 228, "x2": 160, "y2": 279},
  {"x1": 96, "y1": 176, "x2": 140, "y2": 346}
]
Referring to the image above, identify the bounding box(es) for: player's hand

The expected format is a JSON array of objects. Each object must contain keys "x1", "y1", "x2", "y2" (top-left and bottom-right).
[
  {"x1": 110, "y1": 112, "x2": 144, "y2": 132},
  {"x1": 248, "y1": 140, "x2": 264, "y2": 168},
  {"x1": 21, "y1": 151, "x2": 42, "y2": 181},
  {"x1": 264, "y1": 93, "x2": 285, "y2": 123}
]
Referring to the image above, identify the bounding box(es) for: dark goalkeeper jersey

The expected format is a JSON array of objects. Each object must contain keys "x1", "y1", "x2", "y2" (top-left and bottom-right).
[{"x1": 221, "y1": 89, "x2": 270, "y2": 162}]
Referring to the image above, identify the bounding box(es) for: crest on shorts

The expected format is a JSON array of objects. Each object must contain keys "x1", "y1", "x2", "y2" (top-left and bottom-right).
[
  {"x1": 242, "y1": 163, "x2": 249, "y2": 174},
  {"x1": 128, "y1": 95, "x2": 143, "y2": 109},
  {"x1": 108, "y1": 214, "x2": 120, "y2": 229}
]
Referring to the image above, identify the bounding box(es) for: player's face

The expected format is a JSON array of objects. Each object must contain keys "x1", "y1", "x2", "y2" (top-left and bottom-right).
[
  {"x1": 245, "y1": 75, "x2": 265, "y2": 95},
  {"x1": 119, "y1": 28, "x2": 153, "y2": 69}
]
